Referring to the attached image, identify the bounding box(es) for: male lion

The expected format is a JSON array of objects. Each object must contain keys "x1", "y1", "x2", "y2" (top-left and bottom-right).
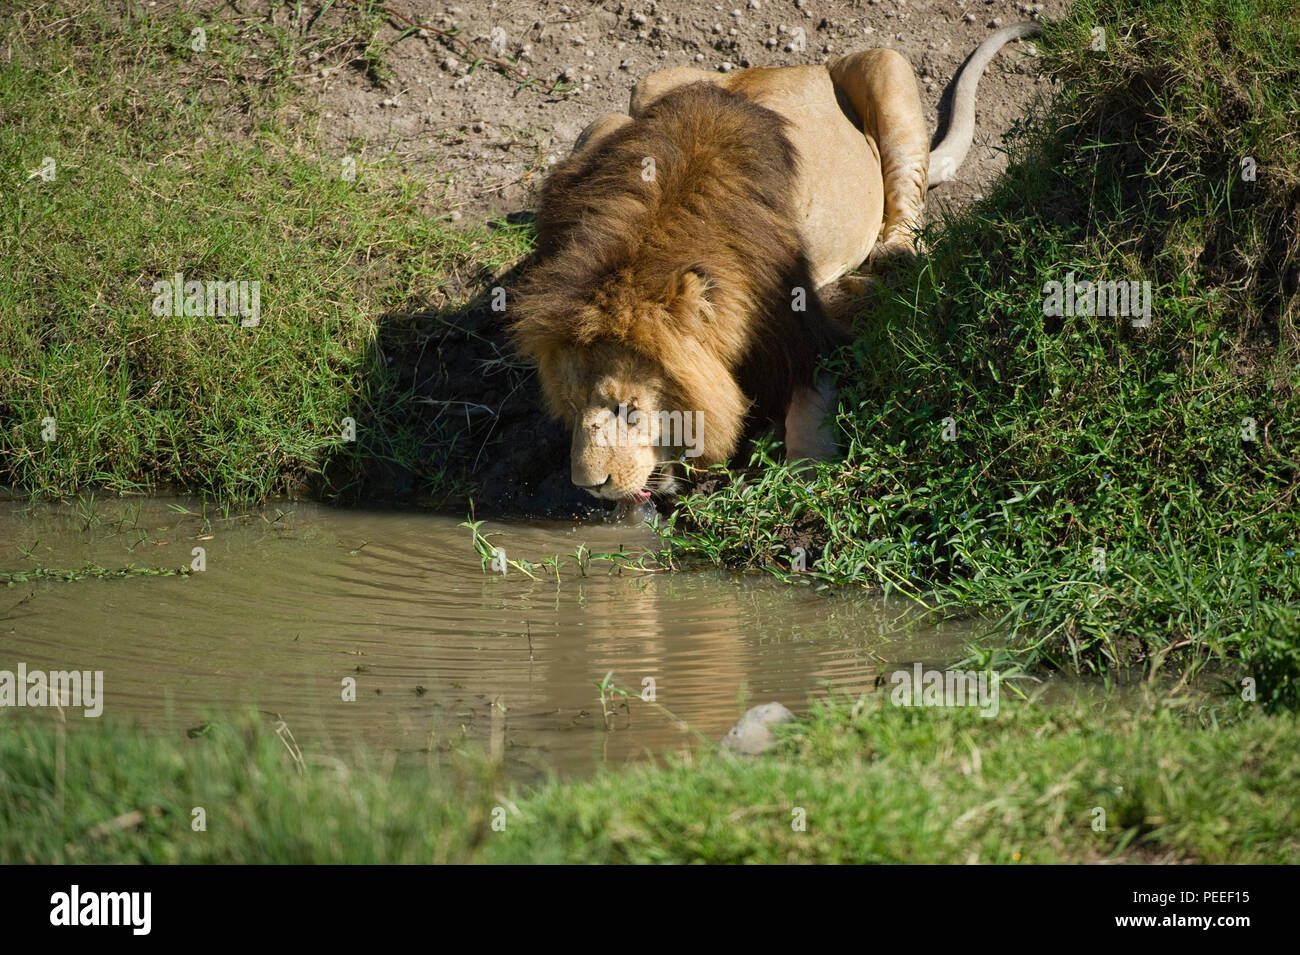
[{"x1": 509, "y1": 22, "x2": 1041, "y2": 506}]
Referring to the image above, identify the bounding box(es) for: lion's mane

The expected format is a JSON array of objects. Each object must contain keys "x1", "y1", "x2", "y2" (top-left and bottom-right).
[{"x1": 509, "y1": 82, "x2": 847, "y2": 465}]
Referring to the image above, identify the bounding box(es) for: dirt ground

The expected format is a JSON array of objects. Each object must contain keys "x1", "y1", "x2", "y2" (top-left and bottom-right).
[
  {"x1": 297, "y1": 0, "x2": 1069, "y2": 516},
  {"x1": 306, "y1": 0, "x2": 1065, "y2": 220}
]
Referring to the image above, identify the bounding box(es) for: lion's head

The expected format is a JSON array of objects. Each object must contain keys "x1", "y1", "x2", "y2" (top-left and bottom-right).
[
  {"x1": 508, "y1": 83, "x2": 842, "y2": 505},
  {"x1": 556, "y1": 342, "x2": 686, "y2": 503},
  {"x1": 513, "y1": 273, "x2": 750, "y2": 504}
]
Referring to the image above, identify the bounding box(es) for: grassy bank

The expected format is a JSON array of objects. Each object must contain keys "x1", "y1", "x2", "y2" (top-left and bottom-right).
[
  {"x1": 4, "y1": 697, "x2": 1297, "y2": 864},
  {"x1": 661, "y1": 0, "x2": 1300, "y2": 704},
  {"x1": 0, "y1": 1, "x2": 531, "y2": 503}
]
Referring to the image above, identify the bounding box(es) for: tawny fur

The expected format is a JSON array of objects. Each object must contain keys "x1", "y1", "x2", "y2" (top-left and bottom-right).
[{"x1": 509, "y1": 83, "x2": 848, "y2": 478}]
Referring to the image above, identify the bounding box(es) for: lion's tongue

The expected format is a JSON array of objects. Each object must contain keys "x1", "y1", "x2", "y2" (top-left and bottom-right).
[{"x1": 621, "y1": 490, "x2": 652, "y2": 505}]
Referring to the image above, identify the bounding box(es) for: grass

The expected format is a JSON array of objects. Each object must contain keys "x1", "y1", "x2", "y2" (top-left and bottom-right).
[
  {"x1": 0, "y1": 1, "x2": 533, "y2": 504},
  {"x1": 3, "y1": 694, "x2": 1296, "y2": 864},
  {"x1": 656, "y1": 0, "x2": 1300, "y2": 706}
]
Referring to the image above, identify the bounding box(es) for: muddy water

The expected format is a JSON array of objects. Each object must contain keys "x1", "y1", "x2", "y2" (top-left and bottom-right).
[{"x1": 0, "y1": 498, "x2": 977, "y2": 777}]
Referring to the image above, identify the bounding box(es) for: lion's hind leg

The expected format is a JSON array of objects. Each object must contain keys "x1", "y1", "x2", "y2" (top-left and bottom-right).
[{"x1": 829, "y1": 49, "x2": 930, "y2": 263}]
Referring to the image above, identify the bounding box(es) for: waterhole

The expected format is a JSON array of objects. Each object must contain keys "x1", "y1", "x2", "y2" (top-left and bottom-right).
[{"x1": 0, "y1": 498, "x2": 978, "y2": 778}]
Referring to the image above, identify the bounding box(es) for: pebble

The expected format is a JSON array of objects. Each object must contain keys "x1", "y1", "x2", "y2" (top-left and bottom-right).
[
  {"x1": 963, "y1": 12, "x2": 976, "y2": 22},
  {"x1": 720, "y1": 703, "x2": 796, "y2": 755}
]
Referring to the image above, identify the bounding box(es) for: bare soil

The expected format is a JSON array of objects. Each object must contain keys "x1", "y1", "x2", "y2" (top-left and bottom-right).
[{"x1": 306, "y1": 0, "x2": 1065, "y2": 220}]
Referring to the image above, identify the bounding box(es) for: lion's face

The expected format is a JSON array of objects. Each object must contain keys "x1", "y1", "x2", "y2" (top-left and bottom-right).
[{"x1": 551, "y1": 343, "x2": 689, "y2": 503}]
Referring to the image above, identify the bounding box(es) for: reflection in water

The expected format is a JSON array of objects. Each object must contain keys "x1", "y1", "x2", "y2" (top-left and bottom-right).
[{"x1": 0, "y1": 499, "x2": 976, "y2": 777}]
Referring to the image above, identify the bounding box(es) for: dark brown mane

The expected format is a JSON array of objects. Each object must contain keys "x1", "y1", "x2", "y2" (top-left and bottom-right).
[{"x1": 509, "y1": 81, "x2": 847, "y2": 459}]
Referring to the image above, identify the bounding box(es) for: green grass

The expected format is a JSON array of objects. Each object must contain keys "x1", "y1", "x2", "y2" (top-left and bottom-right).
[
  {"x1": 0, "y1": 1, "x2": 532, "y2": 503},
  {"x1": 3, "y1": 696, "x2": 1296, "y2": 863},
  {"x1": 657, "y1": 0, "x2": 1300, "y2": 705}
]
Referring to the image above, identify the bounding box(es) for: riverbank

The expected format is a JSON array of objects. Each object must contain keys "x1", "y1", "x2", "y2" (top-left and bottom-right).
[
  {"x1": 2, "y1": 0, "x2": 1298, "y2": 865},
  {"x1": 5, "y1": 695, "x2": 1296, "y2": 864},
  {"x1": 4, "y1": 0, "x2": 1296, "y2": 697}
]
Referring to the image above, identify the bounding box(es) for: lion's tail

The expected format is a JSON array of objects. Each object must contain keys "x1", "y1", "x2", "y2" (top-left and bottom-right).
[{"x1": 927, "y1": 20, "x2": 1043, "y2": 185}]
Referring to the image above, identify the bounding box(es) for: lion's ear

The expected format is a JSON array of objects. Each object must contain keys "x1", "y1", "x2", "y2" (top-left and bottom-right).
[{"x1": 675, "y1": 268, "x2": 716, "y2": 321}]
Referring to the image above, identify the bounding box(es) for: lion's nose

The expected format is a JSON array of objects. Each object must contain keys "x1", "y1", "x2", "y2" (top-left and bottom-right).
[{"x1": 575, "y1": 475, "x2": 612, "y2": 493}]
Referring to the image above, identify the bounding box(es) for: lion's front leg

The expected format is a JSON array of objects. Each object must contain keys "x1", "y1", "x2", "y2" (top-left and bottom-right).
[
  {"x1": 784, "y1": 376, "x2": 839, "y2": 462},
  {"x1": 829, "y1": 49, "x2": 930, "y2": 262}
]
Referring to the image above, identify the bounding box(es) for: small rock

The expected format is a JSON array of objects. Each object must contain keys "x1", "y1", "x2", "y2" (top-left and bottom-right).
[
  {"x1": 990, "y1": 17, "x2": 1002, "y2": 27},
  {"x1": 720, "y1": 703, "x2": 796, "y2": 755},
  {"x1": 471, "y1": 120, "x2": 485, "y2": 132},
  {"x1": 962, "y1": 12, "x2": 976, "y2": 22},
  {"x1": 719, "y1": 61, "x2": 733, "y2": 71}
]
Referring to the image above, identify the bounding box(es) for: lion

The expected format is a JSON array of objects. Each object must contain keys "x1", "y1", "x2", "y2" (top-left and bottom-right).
[{"x1": 508, "y1": 22, "x2": 1042, "y2": 505}]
